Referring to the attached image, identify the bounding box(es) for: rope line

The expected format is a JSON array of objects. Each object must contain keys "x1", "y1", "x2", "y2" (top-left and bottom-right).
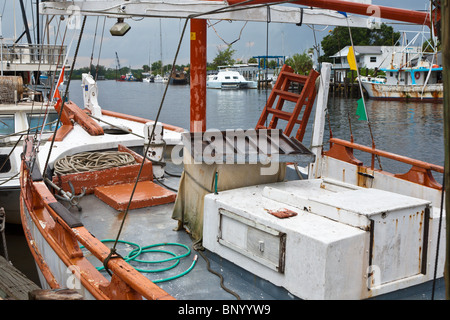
[{"x1": 53, "y1": 151, "x2": 136, "y2": 175}]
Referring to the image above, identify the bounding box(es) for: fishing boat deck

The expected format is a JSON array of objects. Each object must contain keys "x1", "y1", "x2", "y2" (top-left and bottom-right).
[{"x1": 69, "y1": 162, "x2": 296, "y2": 300}]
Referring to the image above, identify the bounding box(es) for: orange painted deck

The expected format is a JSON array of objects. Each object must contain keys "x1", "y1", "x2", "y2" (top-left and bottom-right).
[{"x1": 94, "y1": 181, "x2": 177, "y2": 211}]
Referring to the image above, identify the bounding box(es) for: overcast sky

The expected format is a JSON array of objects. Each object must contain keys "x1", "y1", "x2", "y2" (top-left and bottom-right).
[{"x1": 0, "y1": 0, "x2": 434, "y2": 69}]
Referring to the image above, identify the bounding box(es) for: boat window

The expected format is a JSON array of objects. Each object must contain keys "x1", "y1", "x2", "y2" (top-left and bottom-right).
[
  {"x1": 233, "y1": 76, "x2": 238, "y2": 79},
  {"x1": 27, "y1": 113, "x2": 60, "y2": 132},
  {"x1": 370, "y1": 57, "x2": 377, "y2": 63},
  {"x1": 225, "y1": 76, "x2": 230, "y2": 79},
  {"x1": 0, "y1": 115, "x2": 15, "y2": 135},
  {"x1": 0, "y1": 155, "x2": 11, "y2": 173},
  {"x1": 213, "y1": 77, "x2": 218, "y2": 80}
]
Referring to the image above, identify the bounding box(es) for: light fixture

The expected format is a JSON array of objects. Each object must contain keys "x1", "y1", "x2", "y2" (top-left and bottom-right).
[{"x1": 110, "y1": 18, "x2": 131, "y2": 37}]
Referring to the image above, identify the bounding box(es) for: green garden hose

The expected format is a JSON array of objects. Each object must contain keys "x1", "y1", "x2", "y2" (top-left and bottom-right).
[{"x1": 81, "y1": 240, "x2": 197, "y2": 283}]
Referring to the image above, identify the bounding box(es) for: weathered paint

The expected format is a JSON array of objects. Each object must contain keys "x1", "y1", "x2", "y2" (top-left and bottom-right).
[
  {"x1": 325, "y1": 138, "x2": 444, "y2": 189},
  {"x1": 20, "y1": 110, "x2": 175, "y2": 300},
  {"x1": 190, "y1": 19, "x2": 207, "y2": 132},
  {"x1": 51, "y1": 145, "x2": 153, "y2": 195},
  {"x1": 227, "y1": 0, "x2": 432, "y2": 26},
  {"x1": 361, "y1": 82, "x2": 443, "y2": 102},
  {"x1": 21, "y1": 163, "x2": 174, "y2": 300},
  {"x1": 203, "y1": 178, "x2": 432, "y2": 299}
]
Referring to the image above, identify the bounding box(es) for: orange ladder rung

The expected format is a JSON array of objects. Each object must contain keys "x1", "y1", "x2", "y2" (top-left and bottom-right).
[{"x1": 255, "y1": 64, "x2": 320, "y2": 141}]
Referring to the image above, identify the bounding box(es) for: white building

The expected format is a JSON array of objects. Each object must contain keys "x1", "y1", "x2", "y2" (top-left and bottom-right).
[{"x1": 330, "y1": 45, "x2": 421, "y2": 82}]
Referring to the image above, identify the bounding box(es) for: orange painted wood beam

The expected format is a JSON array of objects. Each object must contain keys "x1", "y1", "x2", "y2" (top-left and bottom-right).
[
  {"x1": 226, "y1": 0, "x2": 431, "y2": 27},
  {"x1": 190, "y1": 19, "x2": 207, "y2": 132}
]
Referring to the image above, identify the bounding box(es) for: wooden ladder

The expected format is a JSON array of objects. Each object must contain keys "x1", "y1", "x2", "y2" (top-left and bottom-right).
[{"x1": 255, "y1": 64, "x2": 320, "y2": 141}]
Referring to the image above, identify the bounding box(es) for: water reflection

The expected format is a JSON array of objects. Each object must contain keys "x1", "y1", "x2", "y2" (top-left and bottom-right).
[
  {"x1": 69, "y1": 80, "x2": 443, "y2": 180},
  {"x1": 326, "y1": 97, "x2": 444, "y2": 179}
]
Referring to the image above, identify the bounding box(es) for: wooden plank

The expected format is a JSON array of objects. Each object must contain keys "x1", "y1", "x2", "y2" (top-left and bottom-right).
[
  {"x1": 29, "y1": 288, "x2": 83, "y2": 300},
  {"x1": 0, "y1": 255, "x2": 40, "y2": 300}
]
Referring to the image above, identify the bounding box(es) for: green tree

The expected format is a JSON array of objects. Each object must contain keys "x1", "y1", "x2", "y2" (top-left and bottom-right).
[
  {"x1": 248, "y1": 57, "x2": 257, "y2": 63},
  {"x1": 212, "y1": 46, "x2": 236, "y2": 69},
  {"x1": 285, "y1": 52, "x2": 313, "y2": 75},
  {"x1": 320, "y1": 23, "x2": 400, "y2": 62},
  {"x1": 151, "y1": 60, "x2": 163, "y2": 75}
]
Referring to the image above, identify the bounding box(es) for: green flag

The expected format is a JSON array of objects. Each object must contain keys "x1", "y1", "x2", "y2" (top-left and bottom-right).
[{"x1": 355, "y1": 98, "x2": 367, "y2": 121}]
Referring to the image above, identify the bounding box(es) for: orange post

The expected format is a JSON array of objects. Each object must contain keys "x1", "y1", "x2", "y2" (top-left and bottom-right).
[{"x1": 190, "y1": 19, "x2": 207, "y2": 132}]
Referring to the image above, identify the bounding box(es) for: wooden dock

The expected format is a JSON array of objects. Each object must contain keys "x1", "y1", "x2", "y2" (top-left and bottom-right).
[{"x1": 0, "y1": 255, "x2": 41, "y2": 300}]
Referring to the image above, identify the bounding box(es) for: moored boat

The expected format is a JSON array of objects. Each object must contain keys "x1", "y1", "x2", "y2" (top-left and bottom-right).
[
  {"x1": 207, "y1": 69, "x2": 257, "y2": 89},
  {"x1": 169, "y1": 70, "x2": 188, "y2": 85},
  {"x1": 360, "y1": 61, "x2": 443, "y2": 101},
  {"x1": 117, "y1": 72, "x2": 139, "y2": 82}
]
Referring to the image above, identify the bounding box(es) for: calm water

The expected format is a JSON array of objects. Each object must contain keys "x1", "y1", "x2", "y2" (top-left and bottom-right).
[{"x1": 70, "y1": 79, "x2": 444, "y2": 180}]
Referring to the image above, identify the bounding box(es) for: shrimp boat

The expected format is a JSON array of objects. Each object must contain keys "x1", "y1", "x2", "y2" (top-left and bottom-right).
[
  {"x1": 360, "y1": 49, "x2": 443, "y2": 101},
  {"x1": 20, "y1": 0, "x2": 448, "y2": 300}
]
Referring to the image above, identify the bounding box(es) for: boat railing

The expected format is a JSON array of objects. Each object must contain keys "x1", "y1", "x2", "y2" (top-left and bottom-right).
[
  {"x1": 1, "y1": 43, "x2": 67, "y2": 66},
  {"x1": 325, "y1": 138, "x2": 444, "y2": 189}
]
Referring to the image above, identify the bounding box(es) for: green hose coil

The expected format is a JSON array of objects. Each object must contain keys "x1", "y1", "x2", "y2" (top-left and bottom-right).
[{"x1": 81, "y1": 240, "x2": 197, "y2": 283}]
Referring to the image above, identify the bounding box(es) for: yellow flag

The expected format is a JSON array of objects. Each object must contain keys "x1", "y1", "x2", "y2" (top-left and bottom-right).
[{"x1": 347, "y1": 46, "x2": 357, "y2": 71}]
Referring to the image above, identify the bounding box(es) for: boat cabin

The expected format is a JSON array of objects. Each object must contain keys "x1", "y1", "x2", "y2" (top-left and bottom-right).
[{"x1": 382, "y1": 60, "x2": 443, "y2": 86}]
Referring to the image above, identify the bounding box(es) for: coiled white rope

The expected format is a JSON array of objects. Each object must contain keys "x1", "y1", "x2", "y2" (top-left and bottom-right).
[{"x1": 54, "y1": 151, "x2": 136, "y2": 175}]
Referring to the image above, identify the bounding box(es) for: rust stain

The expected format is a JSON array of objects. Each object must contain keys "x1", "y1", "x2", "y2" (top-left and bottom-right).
[{"x1": 265, "y1": 208, "x2": 298, "y2": 219}]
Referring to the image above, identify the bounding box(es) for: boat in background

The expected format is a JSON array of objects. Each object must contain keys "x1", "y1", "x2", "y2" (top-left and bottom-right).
[
  {"x1": 153, "y1": 74, "x2": 164, "y2": 83},
  {"x1": 169, "y1": 70, "x2": 188, "y2": 85},
  {"x1": 117, "y1": 72, "x2": 139, "y2": 82},
  {"x1": 207, "y1": 69, "x2": 257, "y2": 89},
  {"x1": 143, "y1": 73, "x2": 154, "y2": 83},
  {"x1": 360, "y1": 32, "x2": 443, "y2": 101},
  {"x1": 360, "y1": 59, "x2": 443, "y2": 101}
]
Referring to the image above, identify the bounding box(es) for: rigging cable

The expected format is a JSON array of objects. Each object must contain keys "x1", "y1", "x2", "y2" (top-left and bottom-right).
[
  {"x1": 89, "y1": 16, "x2": 100, "y2": 73},
  {"x1": 208, "y1": 19, "x2": 248, "y2": 47},
  {"x1": 103, "y1": 0, "x2": 266, "y2": 288},
  {"x1": 344, "y1": 15, "x2": 382, "y2": 170},
  {"x1": 25, "y1": 10, "x2": 66, "y2": 173},
  {"x1": 106, "y1": 0, "x2": 259, "y2": 254},
  {"x1": 432, "y1": 176, "x2": 445, "y2": 299},
  {"x1": 42, "y1": 16, "x2": 87, "y2": 176},
  {"x1": 32, "y1": 20, "x2": 70, "y2": 171},
  {"x1": 264, "y1": 4, "x2": 270, "y2": 123},
  {"x1": 34, "y1": 17, "x2": 66, "y2": 140},
  {"x1": 95, "y1": 17, "x2": 107, "y2": 81}
]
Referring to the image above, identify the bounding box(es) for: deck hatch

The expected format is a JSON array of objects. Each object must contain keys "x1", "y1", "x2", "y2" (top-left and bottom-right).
[{"x1": 217, "y1": 208, "x2": 286, "y2": 273}]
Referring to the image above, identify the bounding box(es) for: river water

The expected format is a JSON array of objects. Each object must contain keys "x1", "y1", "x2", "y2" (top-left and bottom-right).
[
  {"x1": 70, "y1": 79, "x2": 444, "y2": 178},
  {"x1": 3, "y1": 78, "x2": 445, "y2": 290}
]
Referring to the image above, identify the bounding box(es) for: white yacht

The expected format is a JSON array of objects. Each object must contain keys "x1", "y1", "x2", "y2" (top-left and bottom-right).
[{"x1": 207, "y1": 69, "x2": 257, "y2": 89}]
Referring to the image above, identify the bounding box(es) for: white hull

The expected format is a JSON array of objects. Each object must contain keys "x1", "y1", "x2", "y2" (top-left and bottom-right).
[
  {"x1": 207, "y1": 70, "x2": 257, "y2": 89},
  {"x1": 361, "y1": 81, "x2": 443, "y2": 101}
]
